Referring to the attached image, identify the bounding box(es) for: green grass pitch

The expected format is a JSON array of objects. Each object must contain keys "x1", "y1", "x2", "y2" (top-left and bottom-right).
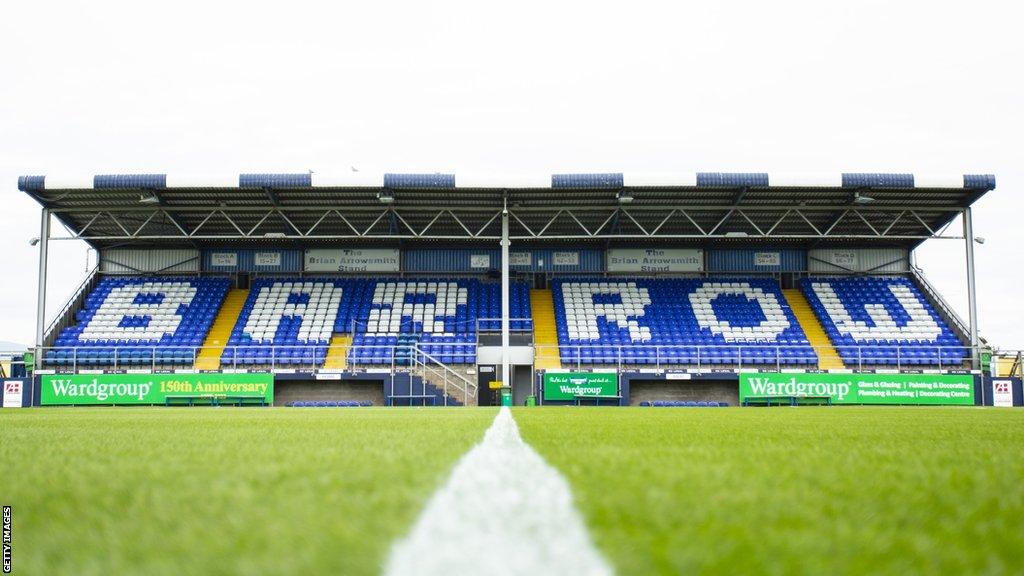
[
  {"x1": 515, "y1": 407, "x2": 1024, "y2": 575},
  {"x1": 2, "y1": 406, "x2": 1022, "y2": 575},
  {"x1": 0, "y1": 408, "x2": 497, "y2": 576}
]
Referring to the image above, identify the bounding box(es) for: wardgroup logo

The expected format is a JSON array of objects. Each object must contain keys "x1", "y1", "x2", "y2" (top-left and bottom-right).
[
  {"x1": 745, "y1": 376, "x2": 852, "y2": 402},
  {"x1": 49, "y1": 377, "x2": 152, "y2": 402},
  {"x1": 543, "y1": 372, "x2": 617, "y2": 401},
  {"x1": 40, "y1": 374, "x2": 274, "y2": 405},
  {"x1": 739, "y1": 373, "x2": 975, "y2": 405}
]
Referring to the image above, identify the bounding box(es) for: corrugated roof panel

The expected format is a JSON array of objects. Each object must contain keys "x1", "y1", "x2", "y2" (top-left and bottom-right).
[
  {"x1": 15, "y1": 171, "x2": 994, "y2": 252},
  {"x1": 384, "y1": 173, "x2": 455, "y2": 189},
  {"x1": 551, "y1": 173, "x2": 623, "y2": 189},
  {"x1": 239, "y1": 173, "x2": 312, "y2": 188},
  {"x1": 707, "y1": 248, "x2": 806, "y2": 272},
  {"x1": 402, "y1": 248, "x2": 500, "y2": 272},
  {"x1": 808, "y1": 247, "x2": 909, "y2": 273},
  {"x1": 841, "y1": 173, "x2": 914, "y2": 188},
  {"x1": 516, "y1": 248, "x2": 604, "y2": 272},
  {"x1": 17, "y1": 175, "x2": 45, "y2": 192},
  {"x1": 696, "y1": 172, "x2": 769, "y2": 187},
  {"x1": 963, "y1": 174, "x2": 996, "y2": 190},
  {"x1": 202, "y1": 249, "x2": 302, "y2": 272},
  {"x1": 100, "y1": 248, "x2": 200, "y2": 273},
  {"x1": 16, "y1": 172, "x2": 998, "y2": 192},
  {"x1": 94, "y1": 174, "x2": 167, "y2": 189}
]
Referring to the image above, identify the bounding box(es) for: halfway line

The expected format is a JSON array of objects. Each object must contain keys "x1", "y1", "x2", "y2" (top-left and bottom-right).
[{"x1": 383, "y1": 407, "x2": 612, "y2": 576}]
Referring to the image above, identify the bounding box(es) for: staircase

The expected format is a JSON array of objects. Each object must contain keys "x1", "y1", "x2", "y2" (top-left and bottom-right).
[
  {"x1": 194, "y1": 288, "x2": 248, "y2": 370},
  {"x1": 323, "y1": 334, "x2": 352, "y2": 371},
  {"x1": 910, "y1": 266, "x2": 972, "y2": 347},
  {"x1": 530, "y1": 289, "x2": 562, "y2": 369},
  {"x1": 382, "y1": 356, "x2": 474, "y2": 407},
  {"x1": 411, "y1": 346, "x2": 478, "y2": 406},
  {"x1": 782, "y1": 288, "x2": 845, "y2": 370},
  {"x1": 390, "y1": 375, "x2": 465, "y2": 407}
]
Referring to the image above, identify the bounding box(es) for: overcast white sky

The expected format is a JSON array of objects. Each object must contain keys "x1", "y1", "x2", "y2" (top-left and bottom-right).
[{"x1": 1, "y1": 0, "x2": 1020, "y2": 348}]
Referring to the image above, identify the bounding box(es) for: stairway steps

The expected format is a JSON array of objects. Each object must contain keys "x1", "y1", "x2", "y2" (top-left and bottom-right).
[
  {"x1": 530, "y1": 289, "x2": 561, "y2": 370},
  {"x1": 782, "y1": 288, "x2": 845, "y2": 370},
  {"x1": 388, "y1": 376, "x2": 464, "y2": 407},
  {"x1": 323, "y1": 334, "x2": 352, "y2": 371},
  {"x1": 194, "y1": 289, "x2": 249, "y2": 370}
]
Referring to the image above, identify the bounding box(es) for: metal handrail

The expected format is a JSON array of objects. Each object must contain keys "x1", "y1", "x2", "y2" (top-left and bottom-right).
[
  {"x1": 992, "y1": 351, "x2": 1024, "y2": 378},
  {"x1": 531, "y1": 343, "x2": 973, "y2": 372},
  {"x1": 351, "y1": 317, "x2": 509, "y2": 331},
  {"x1": 910, "y1": 265, "x2": 971, "y2": 340},
  {"x1": 38, "y1": 344, "x2": 408, "y2": 373},
  {"x1": 43, "y1": 266, "x2": 100, "y2": 345},
  {"x1": 411, "y1": 346, "x2": 478, "y2": 406},
  {"x1": 0, "y1": 351, "x2": 31, "y2": 379},
  {"x1": 37, "y1": 343, "x2": 977, "y2": 374},
  {"x1": 475, "y1": 317, "x2": 535, "y2": 332}
]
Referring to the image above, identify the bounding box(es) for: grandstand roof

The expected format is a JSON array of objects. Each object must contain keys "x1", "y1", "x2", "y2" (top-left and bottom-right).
[{"x1": 18, "y1": 172, "x2": 995, "y2": 248}]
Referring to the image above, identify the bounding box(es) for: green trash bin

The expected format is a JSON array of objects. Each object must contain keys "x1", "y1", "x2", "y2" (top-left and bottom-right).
[
  {"x1": 500, "y1": 386, "x2": 512, "y2": 407},
  {"x1": 525, "y1": 395, "x2": 537, "y2": 407}
]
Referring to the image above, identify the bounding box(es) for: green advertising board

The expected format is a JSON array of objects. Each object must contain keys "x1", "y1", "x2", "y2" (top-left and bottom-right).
[
  {"x1": 738, "y1": 373, "x2": 975, "y2": 405},
  {"x1": 40, "y1": 373, "x2": 274, "y2": 405},
  {"x1": 543, "y1": 372, "x2": 617, "y2": 401}
]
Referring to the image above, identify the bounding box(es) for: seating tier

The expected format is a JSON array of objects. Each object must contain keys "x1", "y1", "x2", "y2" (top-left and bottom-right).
[
  {"x1": 221, "y1": 278, "x2": 530, "y2": 367},
  {"x1": 800, "y1": 276, "x2": 965, "y2": 366},
  {"x1": 553, "y1": 278, "x2": 816, "y2": 365},
  {"x1": 349, "y1": 280, "x2": 530, "y2": 365},
  {"x1": 48, "y1": 277, "x2": 230, "y2": 366}
]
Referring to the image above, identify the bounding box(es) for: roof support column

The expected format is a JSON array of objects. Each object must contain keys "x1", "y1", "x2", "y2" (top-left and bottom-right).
[
  {"x1": 35, "y1": 208, "x2": 51, "y2": 368},
  {"x1": 501, "y1": 203, "x2": 510, "y2": 394},
  {"x1": 962, "y1": 207, "x2": 980, "y2": 369}
]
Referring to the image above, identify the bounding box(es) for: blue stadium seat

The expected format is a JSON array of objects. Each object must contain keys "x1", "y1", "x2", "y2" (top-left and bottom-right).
[
  {"x1": 49, "y1": 277, "x2": 230, "y2": 368},
  {"x1": 346, "y1": 279, "x2": 530, "y2": 367},
  {"x1": 801, "y1": 277, "x2": 966, "y2": 367},
  {"x1": 220, "y1": 277, "x2": 530, "y2": 369},
  {"x1": 551, "y1": 278, "x2": 816, "y2": 367}
]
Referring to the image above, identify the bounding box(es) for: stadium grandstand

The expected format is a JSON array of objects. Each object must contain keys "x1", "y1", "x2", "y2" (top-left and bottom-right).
[{"x1": 7, "y1": 170, "x2": 1022, "y2": 409}]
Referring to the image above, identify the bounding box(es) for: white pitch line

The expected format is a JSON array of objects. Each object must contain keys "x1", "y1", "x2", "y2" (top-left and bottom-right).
[{"x1": 384, "y1": 407, "x2": 612, "y2": 576}]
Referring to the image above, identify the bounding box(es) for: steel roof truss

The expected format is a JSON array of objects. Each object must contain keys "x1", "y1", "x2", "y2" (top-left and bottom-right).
[{"x1": 854, "y1": 210, "x2": 881, "y2": 236}]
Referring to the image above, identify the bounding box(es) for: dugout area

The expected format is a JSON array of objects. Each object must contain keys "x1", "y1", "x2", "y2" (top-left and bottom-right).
[
  {"x1": 623, "y1": 374, "x2": 740, "y2": 407},
  {"x1": 273, "y1": 373, "x2": 387, "y2": 407}
]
